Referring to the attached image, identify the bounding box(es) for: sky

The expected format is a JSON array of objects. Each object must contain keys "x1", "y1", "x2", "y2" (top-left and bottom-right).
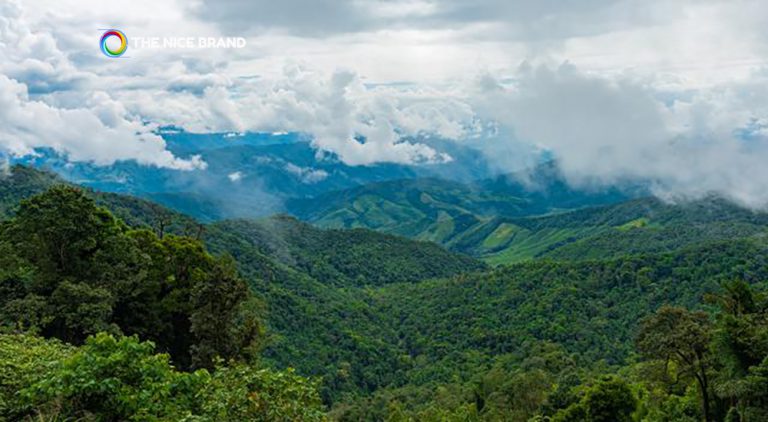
[{"x1": 2, "y1": 0, "x2": 768, "y2": 207}]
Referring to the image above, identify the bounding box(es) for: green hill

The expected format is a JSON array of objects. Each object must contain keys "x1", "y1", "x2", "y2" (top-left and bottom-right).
[
  {"x1": 0, "y1": 164, "x2": 199, "y2": 235},
  {"x1": 204, "y1": 222, "x2": 768, "y2": 416},
  {"x1": 0, "y1": 166, "x2": 487, "y2": 404},
  {"x1": 206, "y1": 215, "x2": 484, "y2": 288},
  {"x1": 480, "y1": 196, "x2": 768, "y2": 264},
  {"x1": 285, "y1": 175, "x2": 628, "y2": 254},
  {"x1": 0, "y1": 164, "x2": 60, "y2": 217},
  {"x1": 288, "y1": 175, "x2": 768, "y2": 265}
]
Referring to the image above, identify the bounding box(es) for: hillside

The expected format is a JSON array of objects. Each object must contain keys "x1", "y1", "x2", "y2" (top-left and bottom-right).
[
  {"x1": 206, "y1": 215, "x2": 484, "y2": 287},
  {"x1": 286, "y1": 169, "x2": 630, "y2": 248},
  {"x1": 0, "y1": 166, "x2": 487, "y2": 405},
  {"x1": 287, "y1": 178, "x2": 524, "y2": 243},
  {"x1": 0, "y1": 164, "x2": 60, "y2": 217},
  {"x1": 479, "y1": 196, "x2": 768, "y2": 264},
  {"x1": 0, "y1": 165, "x2": 199, "y2": 234},
  {"x1": 288, "y1": 174, "x2": 768, "y2": 265},
  {"x1": 205, "y1": 224, "x2": 768, "y2": 417}
]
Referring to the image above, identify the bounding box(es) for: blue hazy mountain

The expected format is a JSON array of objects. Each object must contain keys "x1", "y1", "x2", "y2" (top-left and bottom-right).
[
  {"x1": 10, "y1": 131, "x2": 641, "y2": 229},
  {"x1": 12, "y1": 131, "x2": 498, "y2": 220}
]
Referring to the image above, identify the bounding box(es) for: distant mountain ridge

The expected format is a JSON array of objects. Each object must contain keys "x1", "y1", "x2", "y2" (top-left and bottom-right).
[
  {"x1": 288, "y1": 174, "x2": 768, "y2": 264},
  {"x1": 10, "y1": 132, "x2": 498, "y2": 220}
]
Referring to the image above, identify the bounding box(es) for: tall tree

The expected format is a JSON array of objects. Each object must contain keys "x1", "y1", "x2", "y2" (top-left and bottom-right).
[
  {"x1": 190, "y1": 255, "x2": 264, "y2": 369},
  {"x1": 637, "y1": 306, "x2": 714, "y2": 422}
]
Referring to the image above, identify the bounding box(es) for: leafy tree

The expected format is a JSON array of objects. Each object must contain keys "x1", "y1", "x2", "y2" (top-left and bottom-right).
[
  {"x1": 2, "y1": 333, "x2": 326, "y2": 421},
  {"x1": 6, "y1": 185, "x2": 127, "y2": 282},
  {"x1": 0, "y1": 187, "x2": 263, "y2": 370},
  {"x1": 581, "y1": 377, "x2": 637, "y2": 422},
  {"x1": 199, "y1": 362, "x2": 326, "y2": 421},
  {"x1": 734, "y1": 356, "x2": 768, "y2": 420},
  {"x1": 21, "y1": 333, "x2": 207, "y2": 421},
  {"x1": 190, "y1": 255, "x2": 265, "y2": 369},
  {"x1": 0, "y1": 334, "x2": 73, "y2": 420},
  {"x1": 637, "y1": 306, "x2": 714, "y2": 422},
  {"x1": 707, "y1": 280, "x2": 768, "y2": 420},
  {"x1": 553, "y1": 377, "x2": 636, "y2": 422},
  {"x1": 49, "y1": 280, "x2": 116, "y2": 341},
  {"x1": 0, "y1": 186, "x2": 145, "y2": 343}
]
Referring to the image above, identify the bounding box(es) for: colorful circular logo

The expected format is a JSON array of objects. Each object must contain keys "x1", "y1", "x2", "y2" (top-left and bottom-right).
[{"x1": 100, "y1": 29, "x2": 127, "y2": 58}]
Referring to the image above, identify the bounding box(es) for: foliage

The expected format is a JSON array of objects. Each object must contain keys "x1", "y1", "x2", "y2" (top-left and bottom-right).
[
  {"x1": 0, "y1": 186, "x2": 262, "y2": 369},
  {"x1": 206, "y1": 215, "x2": 485, "y2": 288},
  {"x1": 288, "y1": 175, "x2": 768, "y2": 265},
  {"x1": 0, "y1": 334, "x2": 73, "y2": 420},
  {"x1": 3, "y1": 333, "x2": 324, "y2": 422},
  {"x1": 637, "y1": 306, "x2": 714, "y2": 421},
  {"x1": 20, "y1": 333, "x2": 207, "y2": 421},
  {"x1": 553, "y1": 376, "x2": 637, "y2": 422},
  {"x1": 199, "y1": 362, "x2": 326, "y2": 421}
]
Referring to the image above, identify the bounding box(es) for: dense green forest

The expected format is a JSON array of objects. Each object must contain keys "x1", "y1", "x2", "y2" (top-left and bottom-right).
[
  {"x1": 2, "y1": 165, "x2": 768, "y2": 421},
  {"x1": 0, "y1": 183, "x2": 324, "y2": 420}
]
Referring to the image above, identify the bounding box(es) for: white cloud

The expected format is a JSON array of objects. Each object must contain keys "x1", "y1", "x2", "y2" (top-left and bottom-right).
[
  {"x1": 4, "y1": 0, "x2": 768, "y2": 211},
  {"x1": 474, "y1": 63, "x2": 768, "y2": 209},
  {"x1": 116, "y1": 65, "x2": 459, "y2": 165},
  {"x1": 189, "y1": 0, "x2": 691, "y2": 41},
  {"x1": 0, "y1": 75, "x2": 206, "y2": 169},
  {"x1": 284, "y1": 163, "x2": 328, "y2": 184},
  {"x1": 0, "y1": 1, "x2": 91, "y2": 93},
  {"x1": 0, "y1": 0, "x2": 206, "y2": 170}
]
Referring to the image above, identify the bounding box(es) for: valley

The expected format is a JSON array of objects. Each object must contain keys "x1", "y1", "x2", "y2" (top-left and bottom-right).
[{"x1": 2, "y1": 164, "x2": 768, "y2": 420}]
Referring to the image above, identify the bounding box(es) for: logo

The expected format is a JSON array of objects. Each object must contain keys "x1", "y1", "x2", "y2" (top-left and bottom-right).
[{"x1": 100, "y1": 29, "x2": 128, "y2": 58}]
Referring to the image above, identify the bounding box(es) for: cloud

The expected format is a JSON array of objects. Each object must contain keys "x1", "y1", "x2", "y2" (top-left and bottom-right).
[
  {"x1": 189, "y1": 0, "x2": 691, "y2": 42},
  {"x1": 0, "y1": 75, "x2": 205, "y2": 170},
  {"x1": 6, "y1": 0, "x2": 768, "y2": 212},
  {"x1": 284, "y1": 163, "x2": 328, "y2": 184},
  {"x1": 0, "y1": 1, "x2": 91, "y2": 94},
  {"x1": 0, "y1": 0, "x2": 207, "y2": 170},
  {"x1": 118, "y1": 65, "x2": 459, "y2": 165},
  {"x1": 188, "y1": 0, "x2": 378, "y2": 37},
  {"x1": 99, "y1": 56, "x2": 768, "y2": 211},
  {"x1": 227, "y1": 171, "x2": 242, "y2": 182},
  {"x1": 474, "y1": 63, "x2": 768, "y2": 209}
]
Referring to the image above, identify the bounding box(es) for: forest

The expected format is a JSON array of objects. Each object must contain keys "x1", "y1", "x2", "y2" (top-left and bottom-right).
[{"x1": 1, "y1": 166, "x2": 767, "y2": 421}]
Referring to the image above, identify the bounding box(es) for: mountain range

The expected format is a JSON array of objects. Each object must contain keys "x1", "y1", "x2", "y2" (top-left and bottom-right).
[
  {"x1": 3, "y1": 153, "x2": 768, "y2": 420},
  {"x1": 11, "y1": 131, "x2": 497, "y2": 220}
]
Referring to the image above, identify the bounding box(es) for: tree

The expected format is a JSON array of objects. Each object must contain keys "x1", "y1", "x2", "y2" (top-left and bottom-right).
[
  {"x1": 20, "y1": 333, "x2": 207, "y2": 421},
  {"x1": 190, "y1": 255, "x2": 265, "y2": 369},
  {"x1": 4, "y1": 333, "x2": 326, "y2": 421},
  {"x1": 0, "y1": 186, "x2": 139, "y2": 343},
  {"x1": 708, "y1": 280, "x2": 768, "y2": 419},
  {"x1": 0, "y1": 334, "x2": 73, "y2": 420},
  {"x1": 708, "y1": 280, "x2": 768, "y2": 375},
  {"x1": 5, "y1": 185, "x2": 125, "y2": 281},
  {"x1": 199, "y1": 362, "x2": 326, "y2": 421},
  {"x1": 582, "y1": 377, "x2": 637, "y2": 422},
  {"x1": 0, "y1": 187, "x2": 264, "y2": 370},
  {"x1": 553, "y1": 376, "x2": 636, "y2": 422},
  {"x1": 637, "y1": 306, "x2": 714, "y2": 422},
  {"x1": 48, "y1": 280, "x2": 115, "y2": 342}
]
